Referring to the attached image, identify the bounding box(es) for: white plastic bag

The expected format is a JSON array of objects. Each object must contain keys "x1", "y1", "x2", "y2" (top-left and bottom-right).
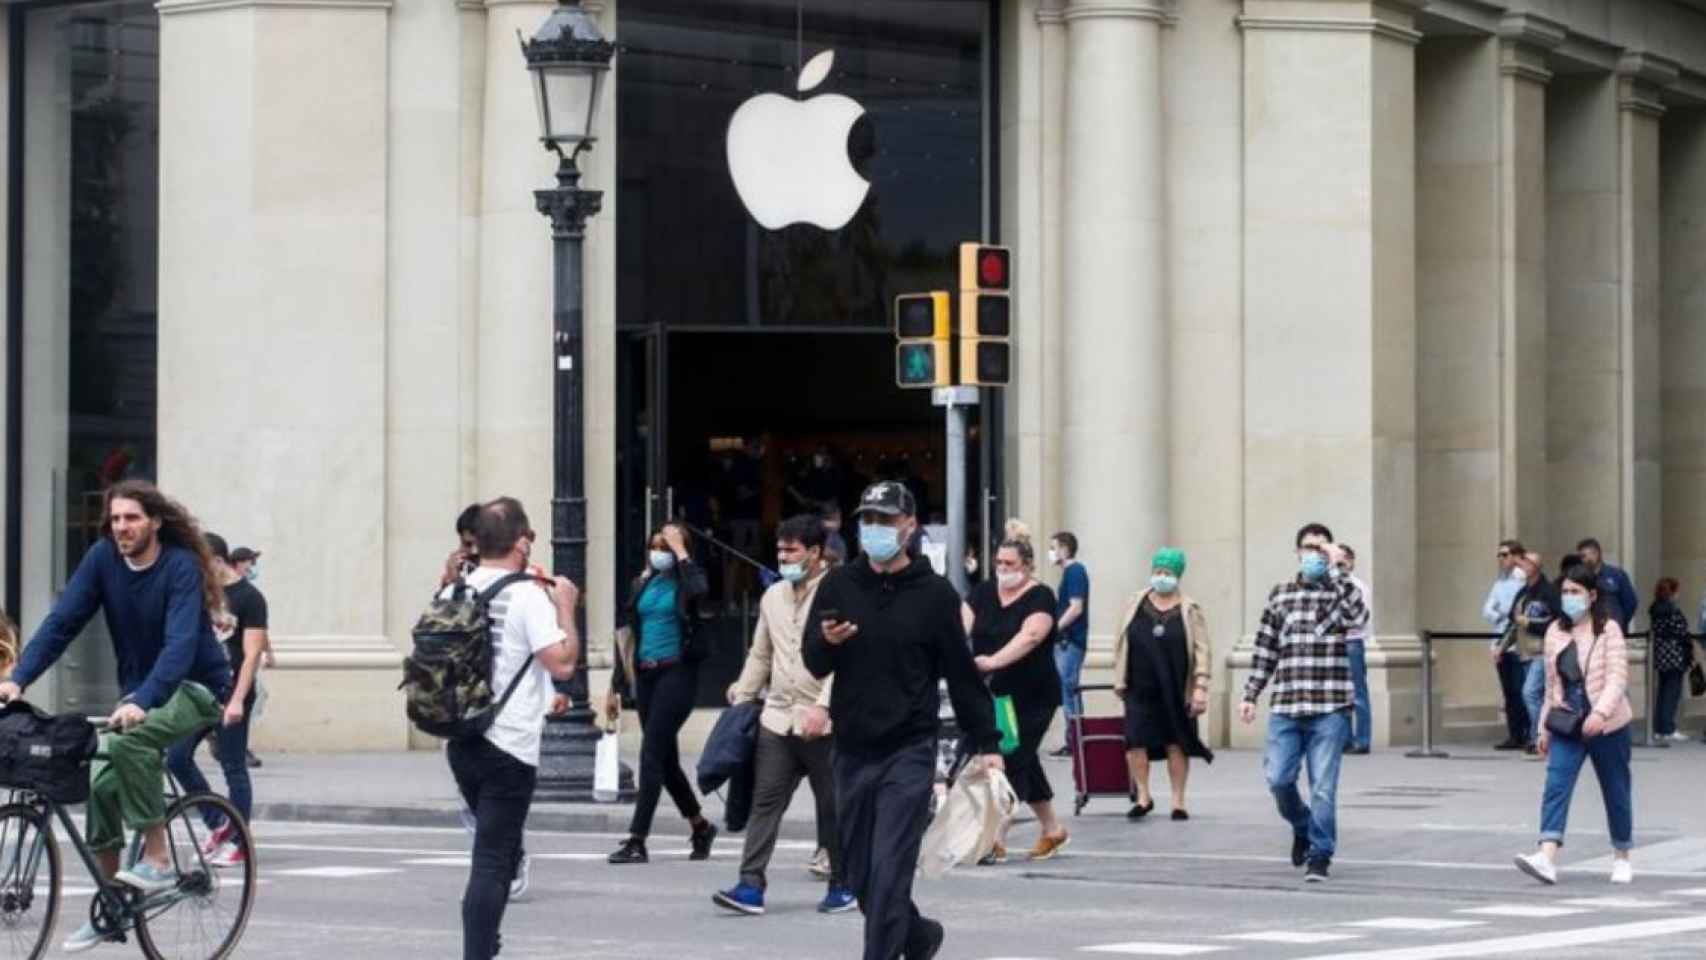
[
  {"x1": 918, "y1": 764, "x2": 1017, "y2": 879},
  {"x1": 593, "y1": 729, "x2": 622, "y2": 803}
]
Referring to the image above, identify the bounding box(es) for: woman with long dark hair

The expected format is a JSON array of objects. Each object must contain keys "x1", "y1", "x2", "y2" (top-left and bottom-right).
[
  {"x1": 1515, "y1": 565, "x2": 1634, "y2": 885},
  {"x1": 605, "y1": 522, "x2": 717, "y2": 864},
  {"x1": 1649, "y1": 578, "x2": 1694, "y2": 741},
  {"x1": 962, "y1": 534, "x2": 1069, "y2": 862}
]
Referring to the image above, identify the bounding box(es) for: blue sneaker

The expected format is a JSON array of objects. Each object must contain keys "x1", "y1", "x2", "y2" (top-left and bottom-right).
[
  {"x1": 63, "y1": 919, "x2": 119, "y2": 953},
  {"x1": 818, "y1": 886, "x2": 857, "y2": 914},
  {"x1": 115, "y1": 860, "x2": 177, "y2": 895},
  {"x1": 711, "y1": 881, "x2": 765, "y2": 915}
]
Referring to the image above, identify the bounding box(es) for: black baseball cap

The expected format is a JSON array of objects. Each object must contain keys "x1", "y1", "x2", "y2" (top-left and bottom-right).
[
  {"x1": 855, "y1": 481, "x2": 916, "y2": 519},
  {"x1": 205, "y1": 533, "x2": 230, "y2": 561},
  {"x1": 230, "y1": 547, "x2": 262, "y2": 564}
]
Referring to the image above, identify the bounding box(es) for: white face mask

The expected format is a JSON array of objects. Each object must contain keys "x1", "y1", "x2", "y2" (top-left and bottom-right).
[
  {"x1": 997, "y1": 571, "x2": 1024, "y2": 590},
  {"x1": 1047, "y1": 548, "x2": 1059, "y2": 566}
]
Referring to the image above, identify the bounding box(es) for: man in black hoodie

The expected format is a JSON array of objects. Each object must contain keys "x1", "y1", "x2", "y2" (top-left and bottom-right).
[{"x1": 804, "y1": 481, "x2": 1002, "y2": 960}]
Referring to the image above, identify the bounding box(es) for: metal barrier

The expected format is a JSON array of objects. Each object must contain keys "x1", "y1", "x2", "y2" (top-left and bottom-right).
[{"x1": 1408, "y1": 627, "x2": 1705, "y2": 758}]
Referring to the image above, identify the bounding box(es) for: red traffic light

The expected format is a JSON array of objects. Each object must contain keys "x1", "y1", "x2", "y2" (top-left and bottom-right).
[
  {"x1": 979, "y1": 249, "x2": 1008, "y2": 288},
  {"x1": 959, "y1": 242, "x2": 1011, "y2": 292}
]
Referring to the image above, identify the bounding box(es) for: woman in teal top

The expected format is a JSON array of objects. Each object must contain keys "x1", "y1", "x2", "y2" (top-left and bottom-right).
[{"x1": 606, "y1": 523, "x2": 715, "y2": 865}]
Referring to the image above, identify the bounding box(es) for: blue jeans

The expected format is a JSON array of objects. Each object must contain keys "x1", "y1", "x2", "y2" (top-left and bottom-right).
[
  {"x1": 1054, "y1": 643, "x2": 1086, "y2": 722},
  {"x1": 1346, "y1": 641, "x2": 1371, "y2": 749},
  {"x1": 1264, "y1": 710, "x2": 1349, "y2": 863},
  {"x1": 1539, "y1": 725, "x2": 1633, "y2": 850},
  {"x1": 165, "y1": 706, "x2": 253, "y2": 827},
  {"x1": 1521, "y1": 658, "x2": 1546, "y2": 744}
]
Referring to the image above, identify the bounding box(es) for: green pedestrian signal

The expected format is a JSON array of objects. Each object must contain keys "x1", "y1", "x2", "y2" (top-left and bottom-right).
[{"x1": 894, "y1": 292, "x2": 951, "y2": 389}]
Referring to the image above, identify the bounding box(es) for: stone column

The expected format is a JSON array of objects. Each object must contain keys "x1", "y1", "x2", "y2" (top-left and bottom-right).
[
  {"x1": 1001, "y1": 0, "x2": 1066, "y2": 555},
  {"x1": 1497, "y1": 16, "x2": 1563, "y2": 557},
  {"x1": 1059, "y1": 0, "x2": 1168, "y2": 658},
  {"x1": 156, "y1": 0, "x2": 402, "y2": 748},
  {"x1": 1231, "y1": 0, "x2": 1422, "y2": 748},
  {"x1": 1661, "y1": 107, "x2": 1706, "y2": 729},
  {"x1": 1165, "y1": 0, "x2": 1243, "y2": 745},
  {"x1": 1616, "y1": 54, "x2": 1675, "y2": 604}
]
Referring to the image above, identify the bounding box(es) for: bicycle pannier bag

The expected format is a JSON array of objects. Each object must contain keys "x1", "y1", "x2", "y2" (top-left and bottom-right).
[{"x1": 0, "y1": 700, "x2": 98, "y2": 803}]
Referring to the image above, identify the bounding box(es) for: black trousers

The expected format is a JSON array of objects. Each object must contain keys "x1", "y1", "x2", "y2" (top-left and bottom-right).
[
  {"x1": 628, "y1": 661, "x2": 702, "y2": 838},
  {"x1": 448, "y1": 737, "x2": 537, "y2": 960},
  {"x1": 836, "y1": 737, "x2": 936, "y2": 960},
  {"x1": 1496, "y1": 651, "x2": 1531, "y2": 744},
  {"x1": 739, "y1": 727, "x2": 840, "y2": 889}
]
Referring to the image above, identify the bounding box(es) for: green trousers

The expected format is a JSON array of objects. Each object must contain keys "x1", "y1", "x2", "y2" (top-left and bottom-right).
[{"x1": 86, "y1": 682, "x2": 220, "y2": 852}]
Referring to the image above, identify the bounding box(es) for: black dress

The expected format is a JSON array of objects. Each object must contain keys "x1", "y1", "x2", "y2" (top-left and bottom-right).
[
  {"x1": 968, "y1": 580, "x2": 1061, "y2": 804},
  {"x1": 1123, "y1": 598, "x2": 1212, "y2": 762}
]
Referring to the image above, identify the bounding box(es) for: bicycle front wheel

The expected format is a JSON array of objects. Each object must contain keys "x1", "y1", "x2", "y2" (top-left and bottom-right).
[
  {"x1": 135, "y1": 792, "x2": 255, "y2": 960},
  {"x1": 0, "y1": 802, "x2": 60, "y2": 960}
]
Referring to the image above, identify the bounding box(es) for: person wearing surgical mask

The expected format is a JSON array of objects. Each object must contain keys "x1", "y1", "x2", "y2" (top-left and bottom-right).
[
  {"x1": 1515, "y1": 565, "x2": 1634, "y2": 886},
  {"x1": 961, "y1": 534, "x2": 1069, "y2": 863},
  {"x1": 1113, "y1": 548, "x2": 1213, "y2": 821},
  {"x1": 1238, "y1": 522, "x2": 1369, "y2": 884},
  {"x1": 607, "y1": 522, "x2": 717, "y2": 866}
]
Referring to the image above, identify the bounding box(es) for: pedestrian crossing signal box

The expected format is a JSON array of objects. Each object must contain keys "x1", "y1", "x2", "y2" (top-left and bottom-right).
[
  {"x1": 957, "y1": 243, "x2": 1011, "y2": 386},
  {"x1": 895, "y1": 292, "x2": 951, "y2": 388}
]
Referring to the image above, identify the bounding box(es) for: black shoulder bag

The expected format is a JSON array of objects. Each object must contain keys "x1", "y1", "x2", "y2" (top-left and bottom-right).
[{"x1": 1543, "y1": 633, "x2": 1600, "y2": 740}]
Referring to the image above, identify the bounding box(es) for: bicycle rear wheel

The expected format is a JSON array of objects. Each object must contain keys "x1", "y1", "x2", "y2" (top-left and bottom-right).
[
  {"x1": 0, "y1": 802, "x2": 60, "y2": 960},
  {"x1": 134, "y1": 793, "x2": 255, "y2": 960}
]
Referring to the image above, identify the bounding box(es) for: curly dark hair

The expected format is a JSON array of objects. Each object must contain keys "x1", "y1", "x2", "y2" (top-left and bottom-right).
[{"x1": 102, "y1": 480, "x2": 224, "y2": 616}]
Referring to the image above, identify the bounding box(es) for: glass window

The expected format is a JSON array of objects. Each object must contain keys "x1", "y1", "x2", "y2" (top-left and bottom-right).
[
  {"x1": 617, "y1": 0, "x2": 987, "y2": 329},
  {"x1": 16, "y1": 0, "x2": 160, "y2": 712}
]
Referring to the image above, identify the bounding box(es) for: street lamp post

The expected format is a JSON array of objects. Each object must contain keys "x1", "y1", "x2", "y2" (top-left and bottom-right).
[{"x1": 521, "y1": 0, "x2": 626, "y2": 801}]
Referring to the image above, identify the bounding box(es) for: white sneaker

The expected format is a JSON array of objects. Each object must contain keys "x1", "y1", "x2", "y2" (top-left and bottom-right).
[
  {"x1": 63, "y1": 919, "x2": 117, "y2": 953},
  {"x1": 1514, "y1": 851, "x2": 1557, "y2": 885},
  {"x1": 1610, "y1": 859, "x2": 1633, "y2": 885},
  {"x1": 207, "y1": 842, "x2": 246, "y2": 869},
  {"x1": 509, "y1": 852, "x2": 531, "y2": 902}
]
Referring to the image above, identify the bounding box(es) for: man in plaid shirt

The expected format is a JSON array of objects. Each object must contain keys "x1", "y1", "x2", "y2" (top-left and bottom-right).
[{"x1": 1239, "y1": 522, "x2": 1369, "y2": 883}]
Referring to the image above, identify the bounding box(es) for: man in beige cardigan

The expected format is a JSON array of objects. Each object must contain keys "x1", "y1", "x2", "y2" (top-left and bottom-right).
[{"x1": 713, "y1": 515, "x2": 854, "y2": 917}]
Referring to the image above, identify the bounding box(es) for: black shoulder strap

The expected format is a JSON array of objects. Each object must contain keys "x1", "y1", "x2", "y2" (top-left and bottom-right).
[
  {"x1": 477, "y1": 572, "x2": 537, "y2": 606},
  {"x1": 492, "y1": 652, "x2": 537, "y2": 716},
  {"x1": 481, "y1": 571, "x2": 544, "y2": 717}
]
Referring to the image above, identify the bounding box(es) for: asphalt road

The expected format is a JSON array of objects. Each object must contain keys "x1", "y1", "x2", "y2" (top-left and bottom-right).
[{"x1": 25, "y1": 746, "x2": 1706, "y2": 959}]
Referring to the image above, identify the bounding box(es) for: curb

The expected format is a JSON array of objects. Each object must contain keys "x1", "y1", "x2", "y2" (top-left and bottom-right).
[{"x1": 250, "y1": 801, "x2": 824, "y2": 842}]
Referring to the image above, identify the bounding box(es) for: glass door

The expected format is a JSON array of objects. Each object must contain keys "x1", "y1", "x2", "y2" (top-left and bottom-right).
[{"x1": 614, "y1": 324, "x2": 668, "y2": 606}]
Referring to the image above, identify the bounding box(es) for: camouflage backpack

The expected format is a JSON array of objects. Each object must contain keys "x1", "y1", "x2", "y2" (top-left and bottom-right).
[{"x1": 401, "y1": 572, "x2": 536, "y2": 740}]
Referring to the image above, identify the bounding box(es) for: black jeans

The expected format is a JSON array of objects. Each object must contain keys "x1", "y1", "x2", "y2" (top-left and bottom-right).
[
  {"x1": 1496, "y1": 651, "x2": 1531, "y2": 744},
  {"x1": 739, "y1": 727, "x2": 840, "y2": 889},
  {"x1": 836, "y1": 737, "x2": 936, "y2": 960},
  {"x1": 448, "y1": 737, "x2": 537, "y2": 960},
  {"x1": 628, "y1": 661, "x2": 702, "y2": 838},
  {"x1": 1655, "y1": 669, "x2": 1685, "y2": 736}
]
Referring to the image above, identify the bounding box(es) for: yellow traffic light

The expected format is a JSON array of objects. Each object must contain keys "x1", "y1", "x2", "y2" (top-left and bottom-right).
[
  {"x1": 895, "y1": 292, "x2": 951, "y2": 388},
  {"x1": 957, "y1": 243, "x2": 1012, "y2": 386}
]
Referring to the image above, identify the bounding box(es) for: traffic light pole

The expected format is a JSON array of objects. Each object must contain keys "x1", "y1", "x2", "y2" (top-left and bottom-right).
[{"x1": 934, "y1": 386, "x2": 979, "y2": 595}]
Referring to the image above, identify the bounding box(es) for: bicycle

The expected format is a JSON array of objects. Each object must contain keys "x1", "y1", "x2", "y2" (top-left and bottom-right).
[{"x1": 0, "y1": 718, "x2": 256, "y2": 959}]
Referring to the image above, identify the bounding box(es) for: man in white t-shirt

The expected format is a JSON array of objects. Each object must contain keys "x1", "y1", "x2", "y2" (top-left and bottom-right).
[{"x1": 440, "y1": 497, "x2": 579, "y2": 960}]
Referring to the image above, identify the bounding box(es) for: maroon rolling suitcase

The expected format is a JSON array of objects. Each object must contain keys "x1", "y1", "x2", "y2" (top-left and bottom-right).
[{"x1": 1070, "y1": 684, "x2": 1132, "y2": 815}]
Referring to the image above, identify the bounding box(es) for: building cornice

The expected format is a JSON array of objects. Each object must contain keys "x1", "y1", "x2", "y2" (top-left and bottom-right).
[
  {"x1": 1497, "y1": 12, "x2": 1566, "y2": 52},
  {"x1": 158, "y1": 0, "x2": 389, "y2": 13},
  {"x1": 1616, "y1": 53, "x2": 1679, "y2": 118},
  {"x1": 1236, "y1": 16, "x2": 1421, "y2": 47}
]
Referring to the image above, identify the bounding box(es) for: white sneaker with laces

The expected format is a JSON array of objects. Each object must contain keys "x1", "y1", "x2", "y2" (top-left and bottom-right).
[
  {"x1": 63, "y1": 919, "x2": 116, "y2": 954},
  {"x1": 199, "y1": 821, "x2": 234, "y2": 857},
  {"x1": 1514, "y1": 851, "x2": 1557, "y2": 885},
  {"x1": 115, "y1": 860, "x2": 178, "y2": 895},
  {"x1": 509, "y1": 852, "x2": 531, "y2": 901},
  {"x1": 1610, "y1": 859, "x2": 1634, "y2": 884},
  {"x1": 208, "y1": 842, "x2": 246, "y2": 869}
]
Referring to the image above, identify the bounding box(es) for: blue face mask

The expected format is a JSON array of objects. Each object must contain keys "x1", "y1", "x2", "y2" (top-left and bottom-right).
[
  {"x1": 1150, "y1": 574, "x2": 1179, "y2": 595},
  {"x1": 244, "y1": 566, "x2": 259, "y2": 584},
  {"x1": 1561, "y1": 594, "x2": 1591, "y2": 621},
  {"x1": 1299, "y1": 553, "x2": 1330, "y2": 582},
  {"x1": 779, "y1": 561, "x2": 807, "y2": 584},
  {"x1": 860, "y1": 524, "x2": 903, "y2": 563},
  {"x1": 649, "y1": 550, "x2": 676, "y2": 572}
]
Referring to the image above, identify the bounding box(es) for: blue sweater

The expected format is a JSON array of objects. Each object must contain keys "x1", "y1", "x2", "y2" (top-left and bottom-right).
[{"x1": 14, "y1": 540, "x2": 233, "y2": 710}]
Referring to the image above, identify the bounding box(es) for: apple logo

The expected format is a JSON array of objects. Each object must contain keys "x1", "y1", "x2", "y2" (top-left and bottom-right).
[{"x1": 726, "y1": 50, "x2": 871, "y2": 231}]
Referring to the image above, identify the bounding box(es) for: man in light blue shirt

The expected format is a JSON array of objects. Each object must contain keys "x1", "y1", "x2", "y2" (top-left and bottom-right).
[{"x1": 1483, "y1": 539, "x2": 1529, "y2": 750}]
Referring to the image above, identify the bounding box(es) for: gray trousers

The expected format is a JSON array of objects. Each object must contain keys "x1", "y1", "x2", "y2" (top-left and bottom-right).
[{"x1": 739, "y1": 727, "x2": 841, "y2": 889}]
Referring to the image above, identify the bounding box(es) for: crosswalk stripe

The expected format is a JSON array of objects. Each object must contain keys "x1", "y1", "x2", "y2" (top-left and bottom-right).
[
  {"x1": 1223, "y1": 931, "x2": 1363, "y2": 944},
  {"x1": 273, "y1": 866, "x2": 401, "y2": 878},
  {"x1": 1456, "y1": 905, "x2": 1588, "y2": 918},
  {"x1": 1079, "y1": 944, "x2": 1230, "y2": 956},
  {"x1": 1291, "y1": 914, "x2": 1706, "y2": 960},
  {"x1": 1343, "y1": 918, "x2": 1485, "y2": 932},
  {"x1": 1664, "y1": 887, "x2": 1706, "y2": 897},
  {"x1": 1556, "y1": 896, "x2": 1672, "y2": 909}
]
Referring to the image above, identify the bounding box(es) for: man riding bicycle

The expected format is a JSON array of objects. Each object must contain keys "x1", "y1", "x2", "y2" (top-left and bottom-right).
[{"x1": 0, "y1": 480, "x2": 233, "y2": 953}]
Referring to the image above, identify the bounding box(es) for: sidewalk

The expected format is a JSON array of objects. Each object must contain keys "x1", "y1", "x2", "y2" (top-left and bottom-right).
[{"x1": 244, "y1": 736, "x2": 1706, "y2": 857}]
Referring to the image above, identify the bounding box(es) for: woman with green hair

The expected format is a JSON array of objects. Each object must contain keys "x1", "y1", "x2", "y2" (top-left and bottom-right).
[{"x1": 1112, "y1": 547, "x2": 1214, "y2": 821}]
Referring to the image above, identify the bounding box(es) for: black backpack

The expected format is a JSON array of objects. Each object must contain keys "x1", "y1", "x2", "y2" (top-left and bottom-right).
[
  {"x1": 400, "y1": 572, "x2": 537, "y2": 741},
  {"x1": 0, "y1": 700, "x2": 98, "y2": 803}
]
